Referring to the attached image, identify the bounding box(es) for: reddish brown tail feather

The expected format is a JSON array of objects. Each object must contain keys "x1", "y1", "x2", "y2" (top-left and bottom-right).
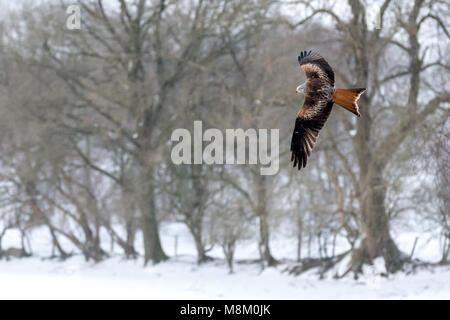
[{"x1": 332, "y1": 88, "x2": 366, "y2": 117}]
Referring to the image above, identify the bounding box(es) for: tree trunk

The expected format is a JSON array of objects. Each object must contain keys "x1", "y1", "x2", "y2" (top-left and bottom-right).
[
  {"x1": 141, "y1": 180, "x2": 167, "y2": 265},
  {"x1": 48, "y1": 226, "x2": 69, "y2": 259},
  {"x1": 358, "y1": 165, "x2": 403, "y2": 272},
  {"x1": 297, "y1": 215, "x2": 303, "y2": 262},
  {"x1": 192, "y1": 230, "x2": 211, "y2": 264},
  {"x1": 189, "y1": 165, "x2": 210, "y2": 264},
  {"x1": 349, "y1": 8, "x2": 403, "y2": 271},
  {"x1": 256, "y1": 175, "x2": 277, "y2": 266},
  {"x1": 223, "y1": 241, "x2": 235, "y2": 274},
  {"x1": 441, "y1": 232, "x2": 450, "y2": 264},
  {"x1": 124, "y1": 218, "x2": 137, "y2": 259},
  {"x1": 0, "y1": 228, "x2": 6, "y2": 260}
]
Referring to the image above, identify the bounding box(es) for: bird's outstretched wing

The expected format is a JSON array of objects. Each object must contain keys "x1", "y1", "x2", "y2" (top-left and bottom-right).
[
  {"x1": 291, "y1": 100, "x2": 333, "y2": 169},
  {"x1": 298, "y1": 50, "x2": 334, "y2": 87},
  {"x1": 291, "y1": 51, "x2": 335, "y2": 170}
]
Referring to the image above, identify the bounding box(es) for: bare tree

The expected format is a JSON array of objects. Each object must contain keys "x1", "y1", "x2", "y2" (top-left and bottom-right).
[{"x1": 285, "y1": 0, "x2": 450, "y2": 273}]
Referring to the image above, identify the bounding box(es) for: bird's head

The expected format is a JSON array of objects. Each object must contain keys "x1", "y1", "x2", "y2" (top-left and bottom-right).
[{"x1": 296, "y1": 83, "x2": 306, "y2": 95}]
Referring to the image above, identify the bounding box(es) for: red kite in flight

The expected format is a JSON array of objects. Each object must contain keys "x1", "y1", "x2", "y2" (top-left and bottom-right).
[{"x1": 291, "y1": 51, "x2": 366, "y2": 170}]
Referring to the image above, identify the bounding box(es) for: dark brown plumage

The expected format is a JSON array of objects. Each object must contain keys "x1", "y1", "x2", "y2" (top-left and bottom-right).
[{"x1": 291, "y1": 51, "x2": 366, "y2": 170}]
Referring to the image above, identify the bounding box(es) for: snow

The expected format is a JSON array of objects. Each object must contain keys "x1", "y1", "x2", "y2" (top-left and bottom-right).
[
  {"x1": 1, "y1": 255, "x2": 449, "y2": 300},
  {"x1": 1, "y1": 223, "x2": 449, "y2": 299}
]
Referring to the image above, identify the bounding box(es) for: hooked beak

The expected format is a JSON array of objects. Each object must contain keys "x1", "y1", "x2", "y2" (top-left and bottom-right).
[{"x1": 296, "y1": 83, "x2": 305, "y2": 94}]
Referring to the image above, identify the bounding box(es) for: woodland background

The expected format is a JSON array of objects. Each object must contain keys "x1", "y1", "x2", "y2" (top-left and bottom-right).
[{"x1": 0, "y1": 0, "x2": 448, "y2": 284}]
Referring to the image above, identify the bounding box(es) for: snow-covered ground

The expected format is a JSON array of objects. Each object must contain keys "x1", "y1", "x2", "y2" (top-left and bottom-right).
[
  {"x1": 0, "y1": 222, "x2": 449, "y2": 299},
  {"x1": 1, "y1": 255, "x2": 449, "y2": 299}
]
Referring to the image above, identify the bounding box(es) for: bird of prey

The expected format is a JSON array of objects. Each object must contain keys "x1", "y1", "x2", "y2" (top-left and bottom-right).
[{"x1": 291, "y1": 50, "x2": 366, "y2": 170}]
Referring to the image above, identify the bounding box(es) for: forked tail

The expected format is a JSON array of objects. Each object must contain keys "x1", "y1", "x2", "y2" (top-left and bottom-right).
[{"x1": 332, "y1": 88, "x2": 366, "y2": 117}]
